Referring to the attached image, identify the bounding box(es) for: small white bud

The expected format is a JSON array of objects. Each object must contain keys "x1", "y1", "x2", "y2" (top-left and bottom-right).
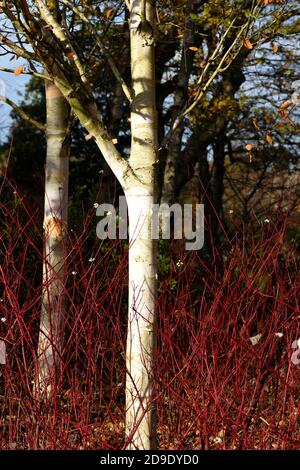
[
  {"x1": 250, "y1": 333, "x2": 262, "y2": 346},
  {"x1": 275, "y1": 332, "x2": 284, "y2": 338}
]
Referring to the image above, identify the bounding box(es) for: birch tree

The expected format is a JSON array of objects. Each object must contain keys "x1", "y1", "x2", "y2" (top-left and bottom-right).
[
  {"x1": 0, "y1": 75, "x2": 70, "y2": 398},
  {"x1": 0, "y1": 0, "x2": 157, "y2": 448},
  {"x1": 35, "y1": 0, "x2": 71, "y2": 399},
  {"x1": 124, "y1": 0, "x2": 158, "y2": 449},
  {"x1": 37, "y1": 79, "x2": 70, "y2": 398}
]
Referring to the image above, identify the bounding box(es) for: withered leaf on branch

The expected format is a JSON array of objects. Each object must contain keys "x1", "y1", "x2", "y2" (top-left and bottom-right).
[
  {"x1": 265, "y1": 134, "x2": 273, "y2": 145},
  {"x1": 14, "y1": 65, "x2": 24, "y2": 76},
  {"x1": 252, "y1": 118, "x2": 260, "y2": 131},
  {"x1": 279, "y1": 100, "x2": 291, "y2": 118},
  {"x1": 243, "y1": 37, "x2": 253, "y2": 49},
  {"x1": 104, "y1": 8, "x2": 113, "y2": 20},
  {"x1": 279, "y1": 100, "x2": 291, "y2": 111}
]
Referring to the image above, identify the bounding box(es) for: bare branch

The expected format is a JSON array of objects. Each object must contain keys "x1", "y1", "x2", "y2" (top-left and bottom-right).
[
  {"x1": 161, "y1": 2, "x2": 262, "y2": 148},
  {"x1": 0, "y1": 66, "x2": 52, "y2": 81},
  {"x1": 34, "y1": 0, "x2": 88, "y2": 84},
  {"x1": 59, "y1": 0, "x2": 133, "y2": 102},
  {"x1": 0, "y1": 94, "x2": 46, "y2": 131},
  {"x1": 0, "y1": 33, "x2": 35, "y2": 61}
]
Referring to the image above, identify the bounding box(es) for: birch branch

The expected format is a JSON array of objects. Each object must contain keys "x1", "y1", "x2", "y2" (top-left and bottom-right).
[
  {"x1": 60, "y1": 0, "x2": 133, "y2": 102},
  {"x1": 159, "y1": 17, "x2": 239, "y2": 149},
  {"x1": 34, "y1": 0, "x2": 88, "y2": 84},
  {"x1": 0, "y1": 34, "x2": 35, "y2": 61},
  {"x1": 159, "y1": 0, "x2": 274, "y2": 150},
  {"x1": 0, "y1": 95, "x2": 46, "y2": 131},
  {"x1": 2, "y1": 0, "x2": 134, "y2": 187},
  {"x1": 0, "y1": 66, "x2": 52, "y2": 81}
]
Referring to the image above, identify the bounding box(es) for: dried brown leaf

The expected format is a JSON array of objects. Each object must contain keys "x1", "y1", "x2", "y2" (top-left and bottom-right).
[
  {"x1": 14, "y1": 65, "x2": 24, "y2": 76},
  {"x1": 104, "y1": 8, "x2": 113, "y2": 19},
  {"x1": 279, "y1": 100, "x2": 291, "y2": 111},
  {"x1": 252, "y1": 118, "x2": 260, "y2": 131},
  {"x1": 243, "y1": 37, "x2": 253, "y2": 50},
  {"x1": 265, "y1": 134, "x2": 273, "y2": 145}
]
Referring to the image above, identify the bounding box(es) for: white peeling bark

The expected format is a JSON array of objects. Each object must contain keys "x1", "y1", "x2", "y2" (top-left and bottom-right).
[
  {"x1": 124, "y1": 0, "x2": 158, "y2": 450},
  {"x1": 125, "y1": 189, "x2": 157, "y2": 450},
  {"x1": 36, "y1": 81, "x2": 70, "y2": 398}
]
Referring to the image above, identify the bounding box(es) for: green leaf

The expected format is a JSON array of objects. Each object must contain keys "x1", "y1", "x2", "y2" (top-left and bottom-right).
[{"x1": 190, "y1": 13, "x2": 198, "y2": 20}]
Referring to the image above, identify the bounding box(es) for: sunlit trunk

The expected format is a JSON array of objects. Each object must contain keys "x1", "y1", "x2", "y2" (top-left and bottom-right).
[
  {"x1": 36, "y1": 81, "x2": 70, "y2": 398},
  {"x1": 124, "y1": 0, "x2": 158, "y2": 449}
]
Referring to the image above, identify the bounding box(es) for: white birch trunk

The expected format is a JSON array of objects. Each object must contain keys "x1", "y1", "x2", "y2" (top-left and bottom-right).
[
  {"x1": 36, "y1": 82, "x2": 70, "y2": 398},
  {"x1": 124, "y1": 0, "x2": 158, "y2": 450}
]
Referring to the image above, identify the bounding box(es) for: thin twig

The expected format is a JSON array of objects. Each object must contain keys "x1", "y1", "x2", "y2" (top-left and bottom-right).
[
  {"x1": 34, "y1": 0, "x2": 88, "y2": 84},
  {"x1": 60, "y1": 0, "x2": 133, "y2": 102},
  {"x1": 0, "y1": 34, "x2": 35, "y2": 61},
  {"x1": 0, "y1": 66, "x2": 52, "y2": 81},
  {"x1": 0, "y1": 94, "x2": 46, "y2": 131}
]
